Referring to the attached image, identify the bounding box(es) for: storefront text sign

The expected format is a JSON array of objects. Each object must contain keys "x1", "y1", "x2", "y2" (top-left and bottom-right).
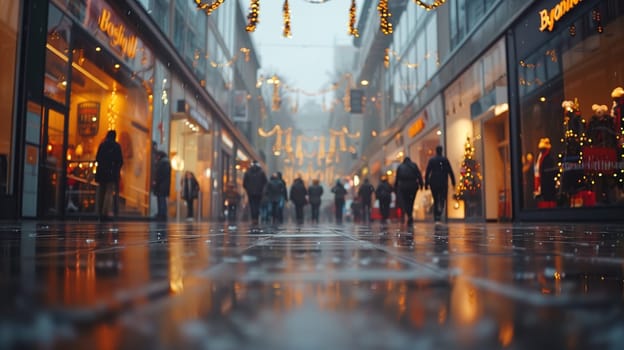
[
  {"x1": 98, "y1": 9, "x2": 137, "y2": 59},
  {"x1": 539, "y1": 0, "x2": 583, "y2": 32}
]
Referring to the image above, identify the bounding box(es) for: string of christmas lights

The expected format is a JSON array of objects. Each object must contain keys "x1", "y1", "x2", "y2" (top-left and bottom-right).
[
  {"x1": 412, "y1": 0, "x2": 446, "y2": 11},
  {"x1": 194, "y1": 0, "x2": 225, "y2": 15},
  {"x1": 348, "y1": 0, "x2": 359, "y2": 37},
  {"x1": 283, "y1": 0, "x2": 292, "y2": 38},
  {"x1": 246, "y1": 0, "x2": 260, "y2": 32},
  {"x1": 377, "y1": 0, "x2": 392, "y2": 35}
]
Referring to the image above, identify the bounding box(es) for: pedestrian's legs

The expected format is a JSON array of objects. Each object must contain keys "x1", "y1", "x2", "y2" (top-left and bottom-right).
[
  {"x1": 112, "y1": 181, "x2": 119, "y2": 218},
  {"x1": 431, "y1": 188, "x2": 441, "y2": 221},
  {"x1": 157, "y1": 195, "x2": 167, "y2": 219},
  {"x1": 249, "y1": 195, "x2": 261, "y2": 223},
  {"x1": 186, "y1": 199, "x2": 194, "y2": 218}
]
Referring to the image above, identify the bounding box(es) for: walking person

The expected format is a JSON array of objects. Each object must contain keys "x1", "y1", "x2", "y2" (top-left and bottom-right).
[
  {"x1": 276, "y1": 171, "x2": 288, "y2": 223},
  {"x1": 289, "y1": 176, "x2": 308, "y2": 225},
  {"x1": 395, "y1": 156, "x2": 424, "y2": 226},
  {"x1": 357, "y1": 178, "x2": 375, "y2": 223},
  {"x1": 265, "y1": 173, "x2": 287, "y2": 225},
  {"x1": 425, "y1": 145, "x2": 456, "y2": 222},
  {"x1": 375, "y1": 175, "x2": 393, "y2": 224},
  {"x1": 152, "y1": 151, "x2": 171, "y2": 221},
  {"x1": 243, "y1": 160, "x2": 268, "y2": 225},
  {"x1": 181, "y1": 171, "x2": 200, "y2": 221},
  {"x1": 308, "y1": 178, "x2": 324, "y2": 223},
  {"x1": 224, "y1": 182, "x2": 241, "y2": 228},
  {"x1": 331, "y1": 179, "x2": 347, "y2": 224},
  {"x1": 95, "y1": 130, "x2": 123, "y2": 221}
]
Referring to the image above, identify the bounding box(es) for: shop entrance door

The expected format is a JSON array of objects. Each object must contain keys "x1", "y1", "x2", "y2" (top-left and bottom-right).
[
  {"x1": 481, "y1": 109, "x2": 511, "y2": 221},
  {"x1": 39, "y1": 101, "x2": 68, "y2": 218}
]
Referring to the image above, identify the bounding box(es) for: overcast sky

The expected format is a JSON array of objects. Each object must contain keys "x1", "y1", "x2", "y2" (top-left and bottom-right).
[{"x1": 247, "y1": 0, "x2": 364, "y2": 99}]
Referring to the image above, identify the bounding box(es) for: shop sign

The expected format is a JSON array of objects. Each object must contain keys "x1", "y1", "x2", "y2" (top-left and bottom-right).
[
  {"x1": 98, "y1": 8, "x2": 138, "y2": 59},
  {"x1": 407, "y1": 115, "x2": 427, "y2": 138},
  {"x1": 538, "y1": 0, "x2": 583, "y2": 32},
  {"x1": 77, "y1": 102, "x2": 100, "y2": 137}
]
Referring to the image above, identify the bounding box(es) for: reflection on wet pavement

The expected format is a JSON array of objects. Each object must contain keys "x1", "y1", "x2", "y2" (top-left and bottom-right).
[{"x1": 0, "y1": 221, "x2": 623, "y2": 349}]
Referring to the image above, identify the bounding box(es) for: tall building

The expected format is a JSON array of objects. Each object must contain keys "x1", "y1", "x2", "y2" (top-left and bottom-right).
[
  {"x1": 353, "y1": 0, "x2": 624, "y2": 222},
  {"x1": 0, "y1": 0, "x2": 263, "y2": 220}
]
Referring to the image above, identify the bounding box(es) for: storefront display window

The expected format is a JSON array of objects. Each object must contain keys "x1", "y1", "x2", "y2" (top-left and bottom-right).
[
  {"x1": 515, "y1": 0, "x2": 624, "y2": 210},
  {"x1": 45, "y1": 2, "x2": 154, "y2": 217},
  {"x1": 445, "y1": 38, "x2": 508, "y2": 221},
  {"x1": 0, "y1": 1, "x2": 19, "y2": 195}
]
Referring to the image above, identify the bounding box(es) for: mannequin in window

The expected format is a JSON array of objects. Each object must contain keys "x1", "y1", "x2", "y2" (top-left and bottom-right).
[{"x1": 534, "y1": 137, "x2": 557, "y2": 208}]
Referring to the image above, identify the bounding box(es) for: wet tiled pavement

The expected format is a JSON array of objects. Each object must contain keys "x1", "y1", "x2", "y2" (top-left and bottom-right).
[{"x1": 1, "y1": 220, "x2": 623, "y2": 350}]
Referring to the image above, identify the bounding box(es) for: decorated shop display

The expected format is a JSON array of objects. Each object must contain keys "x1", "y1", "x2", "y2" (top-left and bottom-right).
[{"x1": 454, "y1": 137, "x2": 482, "y2": 217}]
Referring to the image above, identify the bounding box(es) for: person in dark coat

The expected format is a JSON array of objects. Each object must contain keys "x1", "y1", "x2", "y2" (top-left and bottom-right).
[
  {"x1": 243, "y1": 161, "x2": 268, "y2": 225},
  {"x1": 425, "y1": 146, "x2": 456, "y2": 222},
  {"x1": 152, "y1": 151, "x2": 171, "y2": 221},
  {"x1": 308, "y1": 178, "x2": 324, "y2": 223},
  {"x1": 375, "y1": 175, "x2": 393, "y2": 224},
  {"x1": 224, "y1": 182, "x2": 241, "y2": 226},
  {"x1": 289, "y1": 176, "x2": 308, "y2": 225},
  {"x1": 357, "y1": 177, "x2": 375, "y2": 223},
  {"x1": 395, "y1": 156, "x2": 424, "y2": 225},
  {"x1": 331, "y1": 179, "x2": 347, "y2": 224},
  {"x1": 95, "y1": 130, "x2": 123, "y2": 221},
  {"x1": 264, "y1": 173, "x2": 287, "y2": 225},
  {"x1": 181, "y1": 171, "x2": 200, "y2": 220},
  {"x1": 276, "y1": 171, "x2": 288, "y2": 223}
]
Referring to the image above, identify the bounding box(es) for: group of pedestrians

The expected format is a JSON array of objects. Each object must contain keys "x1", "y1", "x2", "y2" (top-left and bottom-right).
[
  {"x1": 350, "y1": 145, "x2": 456, "y2": 225},
  {"x1": 242, "y1": 161, "x2": 326, "y2": 226}
]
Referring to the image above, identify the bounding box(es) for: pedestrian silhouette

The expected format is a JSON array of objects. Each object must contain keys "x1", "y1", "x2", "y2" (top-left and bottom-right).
[
  {"x1": 425, "y1": 145, "x2": 456, "y2": 222},
  {"x1": 265, "y1": 173, "x2": 287, "y2": 225},
  {"x1": 95, "y1": 130, "x2": 123, "y2": 221},
  {"x1": 375, "y1": 175, "x2": 393, "y2": 224},
  {"x1": 308, "y1": 178, "x2": 324, "y2": 223},
  {"x1": 395, "y1": 156, "x2": 424, "y2": 225},
  {"x1": 289, "y1": 176, "x2": 308, "y2": 225},
  {"x1": 224, "y1": 182, "x2": 241, "y2": 227},
  {"x1": 181, "y1": 171, "x2": 200, "y2": 221},
  {"x1": 331, "y1": 179, "x2": 347, "y2": 224},
  {"x1": 152, "y1": 151, "x2": 171, "y2": 221},
  {"x1": 357, "y1": 178, "x2": 375, "y2": 223},
  {"x1": 243, "y1": 160, "x2": 268, "y2": 225}
]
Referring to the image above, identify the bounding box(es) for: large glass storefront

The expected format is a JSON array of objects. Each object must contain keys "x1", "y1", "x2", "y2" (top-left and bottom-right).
[
  {"x1": 515, "y1": 0, "x2": 624, "y2": 212},
  {"x1": 444, "y1": 39, "x2": 509, "y2": 221},
  {"x1": 0, "y1": 1, "x2": 20, "y2": 197},
  {"x1": 41, "y1": 2, "x2": 153, "y2": 217}
]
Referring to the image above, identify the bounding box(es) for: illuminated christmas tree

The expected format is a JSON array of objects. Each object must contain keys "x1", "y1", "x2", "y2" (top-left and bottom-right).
[{"x1": 454, "y1": 137, "x2": 482, "y2": 201}]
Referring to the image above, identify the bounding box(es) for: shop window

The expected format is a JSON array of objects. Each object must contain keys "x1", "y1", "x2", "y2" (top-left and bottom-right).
[
  {"x1": 65, "y1": 28, "x2": 153, "y2": 216},
  {"x1": 0, "y1": 0, "x2": 19, "y2": 195},
  {"x1": 517, "y1": 3, "x2": 624, "y2": 210}
]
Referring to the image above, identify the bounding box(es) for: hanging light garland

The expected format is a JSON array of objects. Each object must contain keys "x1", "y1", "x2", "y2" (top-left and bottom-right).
[
  {"x1": 282, "y1": 0, "x2": 292, "y2": 38},
  {"x1": 348, "y1": 0, "x2": 359, "y2": 37},
  {"x1": 194, "y1": 0, "x2": 225, "y2": 15},
  {"x1": 377, "y1": 0, "x2": 392, "y2": 35},
  {"x1": 246, "y1": 0, "x2": 260, "y2": 32},
  {"x1": 412, "y1": 0, "x2": 446, "y2": 11}
]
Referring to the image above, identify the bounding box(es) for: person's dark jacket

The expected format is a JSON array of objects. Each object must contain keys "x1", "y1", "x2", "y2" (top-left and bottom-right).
[
  {"x1": 182, "y1": 175, "x2": 200, "y2": 201},
  {"x1": 153, "y1": 155, "x2": 171, "y2": 196},
  {"x1": 425, "y1": 155, "x2": 456, "y2": 190},
  {"x1": 308, "y1": 183, "x2": 324, "y2": 206},
  {"x1": 243, "y1": 165, "x2": 268, "y2": 196},
  {"x1": 395, "y1": 158, "x2": 424, "y2": 193},
  {"x1": 264, "y1": 176, "x2": 286, "y2": 202},
  {"x1": 331, "y1": 182, "x2": 347, "y2": 200},
  {"x1": 357, "y1": 180, "x2": 375, "y2": 204},
  {"x1": 95, "y1": 137, "x2": 123, "y2": 183},
  {"x1": 289, "y1": 178, "x2": 308, "y2": 206},
  {"x1": 375, "y1": 180, "x2": 393, "y2": 202}
]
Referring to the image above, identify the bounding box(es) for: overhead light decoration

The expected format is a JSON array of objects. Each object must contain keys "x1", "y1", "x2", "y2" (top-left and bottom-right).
[
  {"x1": 413, "y1": 0, "x2": 446, "y2": 11},
  {"x1": 384, "y1": 48, "x2": 390, "y2": 68},
  {"x1": 377, "y1": 0, "x2": 392, "y2": 35},
  {"x1": 246, "y1": 0, "x2": 260, "y2": 32},
  {"x1": 348, "y1": 0, "x2": 359, "y2": 37},
  {"x1": 194, "y1": 0, "x2": 225, "y2": 15},
  {"x1": 283, "y1": 0, "x2": 292, "y2": 38}
]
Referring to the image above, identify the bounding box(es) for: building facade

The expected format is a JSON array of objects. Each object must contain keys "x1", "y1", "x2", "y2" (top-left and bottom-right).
[
  {"x1": 1, "y1": 0, "x2": 263, "y2": 220},
  {"x1": 353, "y1": 0, "x2": 624, "y2": 222}
]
